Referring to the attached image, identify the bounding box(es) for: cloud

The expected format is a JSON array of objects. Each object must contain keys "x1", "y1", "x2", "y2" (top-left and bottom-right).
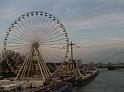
[
  {"x1": 65, "y1": 12, "x2": 124, "y2": 30},
  {"x1": 0, "y1": 0, "x2": 124, "y2": 63},
  {"x1": 78, "y1": 37, "x2": 124, "y2": 48}
]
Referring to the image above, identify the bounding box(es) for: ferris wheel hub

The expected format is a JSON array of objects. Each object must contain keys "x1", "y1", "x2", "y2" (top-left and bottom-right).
[{"x1": 32, "y1": 42, "x2": 40, "y2": 49}]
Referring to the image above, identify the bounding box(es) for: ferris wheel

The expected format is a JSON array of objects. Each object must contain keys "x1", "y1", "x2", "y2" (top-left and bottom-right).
[{"x1": 3, "y1": 11, "x2": 69, "y2": 81}]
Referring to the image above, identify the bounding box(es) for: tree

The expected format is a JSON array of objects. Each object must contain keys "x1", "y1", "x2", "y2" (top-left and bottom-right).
[{"x1": 1, "y1": 50, "x2": 24, "y2": 73}]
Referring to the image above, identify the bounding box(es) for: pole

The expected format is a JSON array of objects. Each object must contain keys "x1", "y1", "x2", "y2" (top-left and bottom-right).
[
  {"x1": 69, "y1": 41, "x2": 75, "y2": 62},
  {"x1": 69, "y1": 41, "x2": 76, "y2": 69}
]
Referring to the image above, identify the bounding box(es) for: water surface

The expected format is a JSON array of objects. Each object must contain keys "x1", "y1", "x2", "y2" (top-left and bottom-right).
[{"x1": 72, "y1": 69, "x2": 124, "y2": 92}]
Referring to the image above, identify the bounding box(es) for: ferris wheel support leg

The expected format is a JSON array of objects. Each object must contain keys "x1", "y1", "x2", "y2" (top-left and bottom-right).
[
  {"x1": 39, "y1": 58, "x2": 48, "y2": 79},
  {"x1": 15, "y1": 49, "x2": 32, "y2": 80},
  {"x1": 15, "y1": 58, "x2": 27, "y2": 80},
  {"x1": 21, "y1": 49, "x2": 34, "y2": 78},
  {"x1": 20, "y1": 57, "x2": 30, "y2": 78},
  {"x1": 44, "y1": 60, "x2": 52, "y2": 79},
  {"x1": 38, "y1": 51, "x2": 51, "y2": 78},
  {"x1": 22, "y1": 48, "x2": 36, "y2": 78},
  {"x1": 39, "y1": 56, "x2": 51, "y2": 80},
  {"x1": 26, "y1": 56, "x2": 33, "y2": 77},
  {"x1": 20, "y1": 49, "x2": 33, "y2": 79},
  {"x1": 36, "y1": 51, "x2": 45, "y2": 82},
  {"x1": 36, "y1": 49, "x2": 52, "y2": 80},
  {"x1": 37, "y1": 52, "x2": 49, "y2": 80}
]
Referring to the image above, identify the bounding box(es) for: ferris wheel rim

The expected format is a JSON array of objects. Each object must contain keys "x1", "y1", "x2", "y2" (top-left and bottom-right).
[{"x1": 3, "y1": 11, "x2": 69, "y2": 73}]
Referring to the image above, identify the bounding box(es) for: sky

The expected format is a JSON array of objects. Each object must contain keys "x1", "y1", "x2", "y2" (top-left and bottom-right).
[{"x1": 0, "y1": 0, "x2": 124, "y2": 63}]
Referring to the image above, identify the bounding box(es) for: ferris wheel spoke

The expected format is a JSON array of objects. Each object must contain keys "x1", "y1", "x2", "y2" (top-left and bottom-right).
[
  {"x1": 43, "y1": 17, "x2": 54, "y2": 38},
  {"x1": 17, "y1": 21, "x2": 28, "y2": 35},
  {"x1": 42, "y1": 46, "x2": 65, "y2": 49},
  {"x1": 26, "y1": 16, "x2": 34, "y2": 37},
  {"x1": 36, "y1": 13, "x2": 39, "y2": 26},
  {"x1": 42, "y1": 48, "x2": 64, "y2": 58},
  {"x1": 36, "y1": 29, "x2": 44, "y2": 41},
  {"x1": 19, "y1": 47, "x2": 31, "y2": 57},
  {"x1": 33, "y1": 15, "x2": 37, "y2": 36},
  {"x1": 9, "y1": 33, "x2": 30, "y2": 43},
  {"x1": 9, "y1": 32, "x2": 23, "y2": 41},
  {"x1": 36, "y1": 15, "x2": 45, "y2": 41},
  {"x1": 43, "y1": 25, "x2": 60, "y2": 40},
  {"x1": 43, "y1": 48, "x2": 64, "y2": 59},
  {"x1": 45, "y1": 18, "x2": 58, "y2": 31},
  {"x1": 13, "y1": 26, "x2": 27, "y2": 41},
  {"x1": 19, "y1": 21, "x2": 28, "y2": 34},
  {"x1": 22, "y1": 16, "x2": 30, "y2": 29},
  {"x1": 43, "y1": 53, "x2": 59, "y2": 63},
  {"x1": 27, "y1": 16, "x2": 33, "y2": 29},
  {"x1": 42, "y1": 42, "x2": 67, "y2": 46},
  {"x1": 43, "y1": 16, "x2": 52, "y2": 31},
  {"x1": 36, "y1": 15, "x2": 40, "y2": 37},
  {"x1": 7, "y1": 36, "x2": 27, "y2": 44},
  {"x1": 18, "y1": 22, "x2": 33, "y2": 44},
  {"x1": 17, "y1": 48, "x2": 31, "y2": 56},
  {"x1": 33, "y1": 15, "x2": 45, "y2": 41},
  {"x1": 41, "y1": 22, "x2": 58, "y2": 40},
  {"x1": 6, "y1": 41, "x2": 29, "y2": 45},
  {"x1": 44, "y1": 33, "x2": 65, "y2": 42},
  {"x1": 41, "y1": 14, "x2": 46, "y2": 26},
  {"x1": 45, "y1": 50, "x2": 66, "y2": 59},
  {"x1": 38, "y1": 26, "x2": 48, "y2": 40},
  {"x1": 47, "y1": 17, "x2": 57, "y2": 27},
  {"x1": 44, "y1": 53, "x2": 63, "y2": 62},
  {"x1": 45, "y1": 47, "x2": 65, "y2": 54},
  {"x1": 14, "y1": 26, "x2": 26, "y2": 38},
  {"x1": 42, "y1": 15, "x2": 48, "y2": 30},
  {"x1": 37, "y1": 19, "x2": 48, "y2": 40},
  {"x1": 19, "y1": 19, "x2": 29, "y2": 33},
  {"x1": 6, "y1": 44, "x2": 29, "y2": 47},
  {"x1": 39, "y1": 15, "x2": 46, "y2": 33},
  {"x1": 21, "y1": 16, "x2": 32, "y2": 35},
  {"x1": 10, "y1": 28, "x2": 25, "y2": 39},
  {"x1": 44, "y1": 35, "x2": 65, "y2": 44},
  {"x1": 45, "y1": 29, "x2": 62, "y2": 40},
  {"x1": 6, "y1": 46, "x2": 29, "y2": 51},
  {"x1": 20, "y1": 18, "x2": 35, "y2": 43},
  {"x1": 44, "y1": 38, "x2": 66, "y2": 44},
  {"x1": 41, "y1": 18, "x2": 56, "y2": 39},
  {"x1": 42, "y1": 50, "x2": 62, "y2": 62}
]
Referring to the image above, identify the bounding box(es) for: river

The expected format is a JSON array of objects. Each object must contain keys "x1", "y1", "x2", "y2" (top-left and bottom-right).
[{"x1": 72, "y1": 69, "x2": 124, "y2": 92}]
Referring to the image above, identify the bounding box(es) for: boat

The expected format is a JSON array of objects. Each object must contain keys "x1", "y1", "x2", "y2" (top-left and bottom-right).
[
  {"x1": 73, "y1": 69, "x2": 99, "y2": 86},
  {"x1": 65, "y1": 66, "x2": 99, "y2": 86}
]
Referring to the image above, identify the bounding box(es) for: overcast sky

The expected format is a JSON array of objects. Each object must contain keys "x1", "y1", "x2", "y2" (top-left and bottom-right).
[{"x1": 0, "y1": 0, "x2": 124, "y2": 63}]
